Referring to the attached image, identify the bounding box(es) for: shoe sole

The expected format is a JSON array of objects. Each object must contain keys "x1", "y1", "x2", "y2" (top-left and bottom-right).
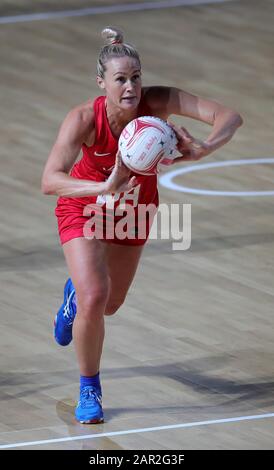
[{"x1": 79, "y1": 417, "x2": 104, "y2": 424}]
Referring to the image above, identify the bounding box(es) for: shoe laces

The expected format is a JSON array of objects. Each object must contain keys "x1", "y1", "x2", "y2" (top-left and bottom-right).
[
  {"x1": 79, "y1": 386, "x2": 102, "y2": 408},
  {"x1": 63, "y1": 289, "x2": 76, "y2": 325}
]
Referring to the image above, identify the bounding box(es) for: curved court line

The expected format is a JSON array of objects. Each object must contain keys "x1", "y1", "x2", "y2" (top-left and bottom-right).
[
  {"x1": 0, "y1": 411, "x2": 274, "y2": 449},
  {"x1": 0, "y1": 0, "x2": 232, "y2": 25},
  {"x1": 159, "y1": 158, "x2": 274, "y2": 196}
]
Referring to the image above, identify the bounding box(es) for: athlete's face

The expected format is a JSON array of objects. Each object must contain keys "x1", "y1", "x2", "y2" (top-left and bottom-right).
[{"x1": 97, "y1": 57, "x2": 142, "y2": 110}]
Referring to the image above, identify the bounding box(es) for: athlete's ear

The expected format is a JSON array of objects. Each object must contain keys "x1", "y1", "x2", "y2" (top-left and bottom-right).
[{"x1": 97, "y1": 76, "x2": 106, "y2": 90}]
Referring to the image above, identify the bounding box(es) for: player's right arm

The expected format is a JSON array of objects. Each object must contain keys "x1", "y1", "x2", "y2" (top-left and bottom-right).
[{"x1": 41, "y1": 106, "x2": 134, "y2": 197}]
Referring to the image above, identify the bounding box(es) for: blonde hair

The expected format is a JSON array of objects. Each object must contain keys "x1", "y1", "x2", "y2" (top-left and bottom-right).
[{"x1": 97, "y1": 27, "x2": 141, "y2": 78}]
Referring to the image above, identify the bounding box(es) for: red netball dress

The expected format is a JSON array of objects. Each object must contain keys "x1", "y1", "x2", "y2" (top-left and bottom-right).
[{"x1": 55, "y1": 93, "x2": 159, "y2": 246}]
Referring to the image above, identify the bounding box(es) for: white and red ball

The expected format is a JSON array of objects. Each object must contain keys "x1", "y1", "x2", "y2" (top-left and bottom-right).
[{"x1": 118, "y1": 116, "x2": 179, "y2": 175}]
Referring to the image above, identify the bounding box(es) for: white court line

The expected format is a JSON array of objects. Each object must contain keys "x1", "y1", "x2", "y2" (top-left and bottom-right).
[
  {"x1": 1, "y1": 412, "x2": 274, "y2": 449},
  {"x1": 0, "y1": 0, "x2": 233, "y2": 24},
  {"x1": 159, "y1": 158, "x2": 274, "y2": 196}
]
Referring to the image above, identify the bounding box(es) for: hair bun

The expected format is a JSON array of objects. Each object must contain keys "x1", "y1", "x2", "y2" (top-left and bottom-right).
[{"x1": 101, "y1": 27, "x2": 124, "y2": 45}]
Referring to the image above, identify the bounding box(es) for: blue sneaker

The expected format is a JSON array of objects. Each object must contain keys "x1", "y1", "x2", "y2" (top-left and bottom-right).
[
  {"x1": 54, "y1": 278, "x2": 76, "y2": 346},
  {"x1": 75, "y1": 386, "x2": 104, "y2": 424}
]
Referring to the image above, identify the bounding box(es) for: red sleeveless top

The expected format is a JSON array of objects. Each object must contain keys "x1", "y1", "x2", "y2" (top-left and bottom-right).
[
  {"x1": 72, "y1": 95, "x2": 157, "y2": 182},
  {"x1": 55, "y1": 93, "x2": 159, "y2": 245}
]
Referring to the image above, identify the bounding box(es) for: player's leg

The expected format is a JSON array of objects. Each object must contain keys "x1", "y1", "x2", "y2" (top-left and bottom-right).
[
  {"x1": 63, "y1": 237, "x2": 109, "y2": 376},
  {"x1": 104, "y1": 243, "x2": 144, "y2": 316},
  {"x1": 62, "y1": 237, "x2": 110, "y2": 423}
]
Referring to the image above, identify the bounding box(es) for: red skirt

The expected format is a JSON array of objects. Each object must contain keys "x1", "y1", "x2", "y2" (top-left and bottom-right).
[{"x1": 55, "y1": 187, "x2": 159, "y2": 246}]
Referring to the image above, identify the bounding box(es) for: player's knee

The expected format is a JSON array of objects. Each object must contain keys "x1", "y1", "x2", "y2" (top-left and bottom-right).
[
  {"x1": 104, "y1": 298, "x2": 125, "y2": 316},
  {"x1": 77, "y1": 286, "x2": 110, "y2": 320}
]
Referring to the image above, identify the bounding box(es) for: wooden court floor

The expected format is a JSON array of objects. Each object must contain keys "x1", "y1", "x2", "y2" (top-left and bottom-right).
[{"x1": 0, "y1": 0, "x2": 274, "y2": 450}]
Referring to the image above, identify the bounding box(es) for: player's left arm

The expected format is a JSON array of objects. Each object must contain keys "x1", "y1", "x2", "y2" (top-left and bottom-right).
[
  {"x1": 144, "y1": 86, "x2": 243, "y2": 162},
  {"x1": 166, "y1": 87, "x2": 243, "y2": 161}
]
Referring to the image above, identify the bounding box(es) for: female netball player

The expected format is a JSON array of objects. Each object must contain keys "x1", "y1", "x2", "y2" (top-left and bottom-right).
[{"x1": 41, "y1": 27, "x2": 243, "y2": 424}]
